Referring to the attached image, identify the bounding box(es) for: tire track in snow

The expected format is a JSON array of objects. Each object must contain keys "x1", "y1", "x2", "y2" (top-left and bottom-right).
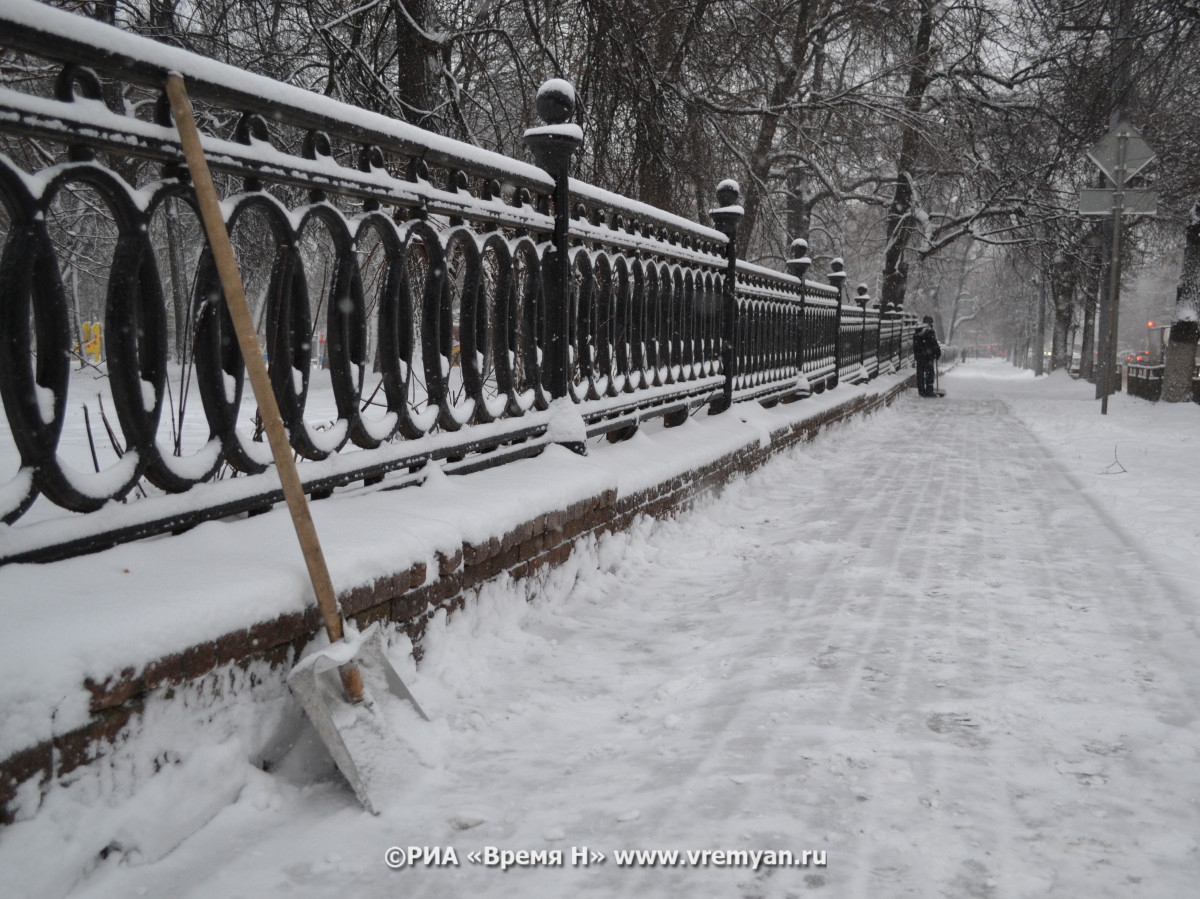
[
  {"x1": 583, "y1": 408, "x2": 940, "y2": 898},
  {"x1": 864, "y1": 392, "x2": 1016, "y2": 897},
  {"x1": 609, "y1": 402, "x2": 984, "y2": 898},
  {"x1": 804, "y1": 393, "x2": 1012, "y2": 897}
]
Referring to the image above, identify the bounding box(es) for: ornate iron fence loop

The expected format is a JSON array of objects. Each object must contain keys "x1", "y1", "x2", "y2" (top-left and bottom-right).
[
  {"x1": 0, "y1": 5, "x2": 916, "y2": 563},
  {"x1": 0, "y1": 159, "x2": 70, "y2": 521}
]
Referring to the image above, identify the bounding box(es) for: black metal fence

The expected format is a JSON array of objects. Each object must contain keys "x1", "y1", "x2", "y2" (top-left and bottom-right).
[
  {"x1": 1126, "y1": 363, "x2": 1164, "y2": 402},
  {"x1": 1126, "y1": 362, "x2": 1200, "y2": 404},
  {"x1": 0, "y1": 2, "x2": 915, "y2": 564}
]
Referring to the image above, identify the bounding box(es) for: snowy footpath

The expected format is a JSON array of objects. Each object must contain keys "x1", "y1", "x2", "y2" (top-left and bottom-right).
[{"x1": 8, "y1": 361, "x2": 1200, "y2": 898}]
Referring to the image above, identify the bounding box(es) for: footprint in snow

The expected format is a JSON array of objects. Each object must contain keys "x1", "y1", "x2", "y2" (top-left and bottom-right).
[
  {"x1": 1055, "y1": 759, "x2": 1108, "y2": 786},
  {"x1": 813, "y1": 647, "x2": 844, "y2": 670},
  {"x1": 448, "y1": 813, "x2": 486, "y2": 831},
  {"x1": 1083, "y1": 740, "x2": 1127, "y2": 758},
  {"x1": 927, "y1": 713, "x2": 988, "y2": 747}
]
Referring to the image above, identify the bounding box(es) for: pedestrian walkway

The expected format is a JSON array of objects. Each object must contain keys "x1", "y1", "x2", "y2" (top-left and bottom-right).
[{"x1": 56, "y1": 367, "x2": 1200, "y2": 898}]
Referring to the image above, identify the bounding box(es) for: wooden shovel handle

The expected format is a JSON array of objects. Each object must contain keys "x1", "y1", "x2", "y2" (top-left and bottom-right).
[{"x1": 164, "y1": 74, "x2": 363, "y2": 703}]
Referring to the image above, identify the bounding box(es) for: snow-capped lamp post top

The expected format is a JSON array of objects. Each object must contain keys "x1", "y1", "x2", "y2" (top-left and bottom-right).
[
  {"x1": 709, "y1": 179, "x2": 743, "y2": 241},
  {"x1": 787, "y1": 238, "x2": 812, "y2": 281},
  {"x1": 828, "y1": 257, "x2": 847, "y2": 294},
  {"x1": 536, "y1": 78, "x2": 575, "y2": 124},
  {"x1": 523, "y1": 78, "x2": 582, "y2": 179}
]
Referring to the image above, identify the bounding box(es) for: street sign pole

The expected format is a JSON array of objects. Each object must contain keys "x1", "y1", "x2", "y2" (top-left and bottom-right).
[
  {"x1": 1100, "y1": 135, "x2": 1125, "y2": 414},
  {"x1": 1080, "y1": 121, "x2": 1156, "y2": 415}
]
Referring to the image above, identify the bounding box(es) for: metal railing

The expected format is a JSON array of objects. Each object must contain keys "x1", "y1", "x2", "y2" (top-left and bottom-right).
[
  {"x1": 1126, "y1": 363, "x2": 1164, "y2": 402},
  {"x1": 1126, "y1": 362, "x2": 1200, "y2": 404},
  {"x1": 0, "y1": 1, "x2": 915, "y2": 563}
]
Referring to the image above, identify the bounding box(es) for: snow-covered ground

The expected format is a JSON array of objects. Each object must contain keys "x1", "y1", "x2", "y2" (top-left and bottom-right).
[{"x1": 4, "y1": 360, "x2": 1200, "y2": 898}]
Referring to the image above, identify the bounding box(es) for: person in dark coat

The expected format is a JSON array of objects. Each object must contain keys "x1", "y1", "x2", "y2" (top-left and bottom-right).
[{"x1": 913, "y1": 315, "x2": 941, "y2": 397}]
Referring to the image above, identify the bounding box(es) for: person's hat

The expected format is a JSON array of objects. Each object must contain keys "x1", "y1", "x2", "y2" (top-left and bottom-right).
[{"x1": 922, "y1": 315, "x2": 934, "y2": 324}]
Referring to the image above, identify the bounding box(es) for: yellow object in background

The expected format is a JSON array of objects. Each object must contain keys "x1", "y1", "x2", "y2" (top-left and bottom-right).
[{"x1": 83, "y1": 321, "x2": 102, "y2": 363}]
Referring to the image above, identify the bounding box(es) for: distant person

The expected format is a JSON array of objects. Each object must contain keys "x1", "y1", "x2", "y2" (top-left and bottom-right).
[{"x1": 913, "y1": 315, "x2": 941, "y2": 397}]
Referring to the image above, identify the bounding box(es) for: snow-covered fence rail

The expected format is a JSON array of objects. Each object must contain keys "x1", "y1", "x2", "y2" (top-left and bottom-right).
[
  {"x1": 878, "y1": 314, "x2": 908, "y2": 375},
  {"x1": 1122, "y1": 362, "x2": 1200, "y2": 405},
  {"x1": 0, "y1": 0, "x2": 914, "y2": 564},
  {"x1": 1126, "y1": 363, "x2": 1164, "y2": 402}
]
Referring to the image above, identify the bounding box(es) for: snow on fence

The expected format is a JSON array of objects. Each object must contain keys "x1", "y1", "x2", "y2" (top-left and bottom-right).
[
  {"x1": 1126, "y1": 363, "x2": 1164, "y2": 402},
  {"x1": 0, "y1": 0, "x2": 916, "y2": 565}
]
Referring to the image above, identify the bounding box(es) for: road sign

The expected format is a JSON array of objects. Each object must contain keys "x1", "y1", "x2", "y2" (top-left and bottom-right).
[
  {"x1": 1078, "y1": 187, "x2": 1157, "y2": 216},
  {"x1": 1088, "y1": 121, "x2": 1155, "y2": 185}
]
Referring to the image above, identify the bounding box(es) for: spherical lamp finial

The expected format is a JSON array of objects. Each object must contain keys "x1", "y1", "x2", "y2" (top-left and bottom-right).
[{"x1": 536, "y1": 79, "x2": 576, "y2": 125}]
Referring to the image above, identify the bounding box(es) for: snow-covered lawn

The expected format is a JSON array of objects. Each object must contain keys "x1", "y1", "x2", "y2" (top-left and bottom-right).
[{"x1": 4, "y1": 361, "x2": 1199, "y2": 898}]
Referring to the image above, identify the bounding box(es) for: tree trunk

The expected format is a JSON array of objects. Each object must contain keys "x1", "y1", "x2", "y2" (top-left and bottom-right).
[
  {"x1": 786, "y1": 170, "x2": 812, "y2": 244},
  {"x1": 1050, "y1": 254, "x2": 1077, "y2": 373},
  {"x1": 90, "y1": 1, "x2": 116, "y2": 25},
  {"x1": 739, "y1": 1, "x2": 817, "y2": 257},
  {"x1": 629, "y1": 0, "x2": 710, "y2": 213},
  {"x1": 634, "y1": 0, "x2": 675, "y2": 210},
  {"x1": 1079, "y1": 247, "x2": 1100, "y2": 381},
  {"x1": 394, "y1": 0, "x2": 442, "y2": 132},
  {"x1": 1161, "y1": 198, "x2": 1200, "y2": 403},
  {"x1": 880, "y1": 0, "x2": 936, "y2": 313},
  {"x1": 635, "y1": 90, "x2": 673, "y2": 210},
  {"x1": 1051, "y1": 291, "x2": 1073, "y2": 372},
  {"x1": 163, "y1": 200, "x2": 190, "y2": 363},
  {"x1": 148, "y1": 0, "x2": 179, "y2": 41},
  {"x1": 1034, "y1": 273, "x2": 1046, "y2": 376}
]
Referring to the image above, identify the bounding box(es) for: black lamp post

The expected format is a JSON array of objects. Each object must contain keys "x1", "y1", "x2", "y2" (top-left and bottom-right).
[
  {"x1": 523, "y1": 79, "x2": 583, "y2": 401},
  {"x1": 882, "y1": 301, "x2": 897, "y2": 371},
  {"x1": 855, "y1": 283, "x2": 870, "y2": 369},
  {"x1": 786, "y1": 238, "x2": 811, "y2": 378},
  {"x1": 709, "y1": 179, "x2": 743, "y2": 414},
  {"x1": 828, "y1": 257, "x2": 846, "y2": 387}
]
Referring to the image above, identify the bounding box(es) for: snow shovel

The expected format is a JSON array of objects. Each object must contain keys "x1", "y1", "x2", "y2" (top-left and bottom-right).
[{"x1": 165, "y1": 74, "x2": 426, "y2": 815}]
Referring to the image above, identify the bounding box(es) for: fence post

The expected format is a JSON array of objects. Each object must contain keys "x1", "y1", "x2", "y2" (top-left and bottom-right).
[
  {"x1": 786, "y1": 238, "x2": 811, "y2": 386},
  {"x1": 881, "y1": 302, "x2": 894, "y2": 372},
  {"x1": 878, "y1": 291, "x2": 888, "y2": 372},
  {"x1": 524, "y1": 79, "x2": 582, "y2": 401},
  {"x1": 828, "y1": 257, "x2": 846, "y2": 388},
  {"x1": 854, "y1": 283, "x2": 870, "y2": 370},
  {"x1": 709, "y1": 179, "x2": 743, "y2": 414}
]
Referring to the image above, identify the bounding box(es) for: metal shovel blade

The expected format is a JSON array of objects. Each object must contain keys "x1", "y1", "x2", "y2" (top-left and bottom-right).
[{"x1": 287, "y1": 623, "x2": 428, "y2": 814}]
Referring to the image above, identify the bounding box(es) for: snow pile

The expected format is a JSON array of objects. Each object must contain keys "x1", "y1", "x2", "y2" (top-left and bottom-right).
[
  {"x1": 543, "y1": 397, "x2": 588, "y2": 447},
  {"x1": 2, "y1": 657, "x2": 295, "y2": 899}
]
